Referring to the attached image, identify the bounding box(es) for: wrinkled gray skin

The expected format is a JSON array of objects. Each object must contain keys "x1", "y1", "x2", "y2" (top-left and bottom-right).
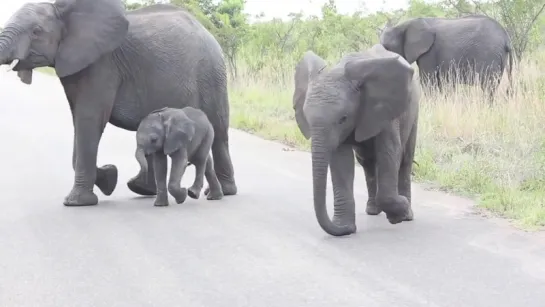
[
  {"x1": 135, "y1": 107, "x2": 224, "y2": 207},
  {"x1": 293, "y1": 44, "x2": 420, "y2": 237},
  {"x1": 380, "y1": 15, "x2": 514, "y2": 102},
  {"x1": 0, "y1": 0, "x2": 237, "y2": 206}
]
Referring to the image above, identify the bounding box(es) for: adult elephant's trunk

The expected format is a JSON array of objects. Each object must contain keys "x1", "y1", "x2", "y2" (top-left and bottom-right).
[
  {"x1": 0, "y1": 28, "x2": 16, "y2": 66},
  {"x1": 0, "y1": 25, "x2": 31, "y2": 78},
  {"x1": 311, "y1": 137, "x2": 356, "y2": 237}
]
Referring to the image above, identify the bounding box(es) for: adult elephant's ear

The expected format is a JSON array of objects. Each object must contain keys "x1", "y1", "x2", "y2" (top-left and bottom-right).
[
  {"x1": 293, "y1": 51, "x2": 327, "y2": 139},
  {"x1": 404, "y1": 18, "x2": 435, "y2": 64},
  {"x1": 345, "y1": 54, "x2": 414, "y2": 142},
  {"x1": 53, "y1": 0, "x2": 129, "y2": 78}
]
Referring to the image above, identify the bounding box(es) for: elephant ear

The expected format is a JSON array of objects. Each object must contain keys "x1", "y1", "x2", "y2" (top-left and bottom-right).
[
  {"x1": 404, "y1": 18, "x2": 435, "y2": 63},
  {"x1": 53, "y1": 0, "x2": 129, "y2": 78},
  {"x1": 293, "y1": 51, "x2": 327, "y2": 139},
  {"x1": 163, "y1": 116, "x2": 195, "y2": 156},
  {"x1": 344, "y1": 55, "x2": 414, "y2": 142}
]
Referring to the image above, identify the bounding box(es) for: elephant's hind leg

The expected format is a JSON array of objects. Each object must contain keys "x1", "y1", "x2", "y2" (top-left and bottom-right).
[
  {"x1": 203, "y1": 89, "x2": 237, "y2": 196},
  {"x1": 127, "y1": 153, "x2": 158, "y2": 196}
]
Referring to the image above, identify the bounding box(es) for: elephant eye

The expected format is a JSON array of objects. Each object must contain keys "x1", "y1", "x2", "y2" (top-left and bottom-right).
[
  {"x1": 32, "y1": 26, "x2": 43, "y2": 36},
  {"x1": 338, "y1": 115, "x2": 348, "y2": 124}
]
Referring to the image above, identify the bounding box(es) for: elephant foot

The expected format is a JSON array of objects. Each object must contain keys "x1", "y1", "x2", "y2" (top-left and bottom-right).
[
  {"x1": 188, "y1": 185, "x2": 202, "y2": 199},
  {"x1": 205, "y1": 179, "x2": 237, "y2": 196},
  {"x1": 95, "y1": 164, "x2": 118, "y2": 196},
  {"x1": 169, "y1": 187, "x2": 188, "y2": 204},
  {"x1": 154, "y1": 197, "x2": 170, "y2": 207},
  {"x1": 127, "y1": 174, "x2": 157, "y2": 196},
  {"x1": 206, "y1": 188, "x2": 224, "y2": 200},
  {"x1": 365, "y1": 199, "x2": 382, "y2": 216},
  {"x1": 331, "y1": 216, "x2": 357, "y2": 235},
  {"x1": 377, "y1": 195, "x2": 413, "y2": 225},
  {"x1": 63, "y1": 187, "x2": 99, "y2": 207}
]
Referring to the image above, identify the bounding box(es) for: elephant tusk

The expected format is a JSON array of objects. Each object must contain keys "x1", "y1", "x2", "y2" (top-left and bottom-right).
[{"x1": 6, "y1": 59, "x2": 19, "y2": 72}]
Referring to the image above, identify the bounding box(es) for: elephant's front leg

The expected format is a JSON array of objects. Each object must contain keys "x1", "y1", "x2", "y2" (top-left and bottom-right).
[
  {"x1": 374, "y1": 126, "x2": 413, "y2": 224},
  {"x1": 330, "y1": 144, "x2": 356, "y2": 227},
  {"x1": 70, "y1": 137, "x2": 118, "y2": 197},
  {"x1": 167, "y1": 150, "x2": 189, "y2": 204},
  {"x1": 152, "y1": 152, "x2": 169, "y2": 207},
  {"x1": 397, "y1": 123, "x2": 418, "y2": 222},
  {"x1": 64, "y1": 101, "x2": 113, "y2": 206}
]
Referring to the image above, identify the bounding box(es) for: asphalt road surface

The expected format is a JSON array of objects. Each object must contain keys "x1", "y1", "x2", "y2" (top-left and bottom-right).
[{"x1": 0, "y1": 70, "x2": 544, "y2": 307}]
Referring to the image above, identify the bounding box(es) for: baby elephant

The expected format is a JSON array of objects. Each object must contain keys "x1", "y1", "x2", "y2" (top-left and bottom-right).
[{"x1": 135, "y1": 106, "x2": 224, "y2": 206}]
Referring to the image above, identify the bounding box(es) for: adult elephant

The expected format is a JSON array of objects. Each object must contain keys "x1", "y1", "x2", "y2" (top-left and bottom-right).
[
  {"x1": 293, "y1": 44, "x2": 420, "y2": 237},
  {"x1": 379, "y1": 15, "x2": 514, "y2": 101},
  {"x1": 0, "y1": 0, "x2": 237, "y2": 206}
]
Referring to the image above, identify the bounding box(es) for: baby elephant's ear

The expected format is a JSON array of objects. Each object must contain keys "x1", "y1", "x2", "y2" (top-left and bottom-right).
[
  {"x1": 163, "y1": 117, "x2": 195, "y2": 156},
  {"x1": 293, "y1": 51, "x2": 327, "y2": 139}
]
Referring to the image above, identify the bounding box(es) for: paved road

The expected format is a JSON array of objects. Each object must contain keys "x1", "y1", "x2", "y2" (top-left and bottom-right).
[{"x1": 0, "y1": 70, "x2": 544, "y2": 307}]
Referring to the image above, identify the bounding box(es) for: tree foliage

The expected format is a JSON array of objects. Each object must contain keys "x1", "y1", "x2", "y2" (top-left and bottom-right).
[{"x1": 123, "y1": 0, "x2": 545, "y2": 77}]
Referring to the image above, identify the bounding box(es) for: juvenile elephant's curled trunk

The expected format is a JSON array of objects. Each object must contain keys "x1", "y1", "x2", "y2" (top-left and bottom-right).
[{"x1": 311, "y1": 141, "x2": 356, "y2": 237}]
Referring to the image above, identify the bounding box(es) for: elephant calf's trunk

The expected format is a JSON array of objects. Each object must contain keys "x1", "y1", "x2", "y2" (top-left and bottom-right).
[
  {"x1": 311, "y1": 149, "x2": 356, "y2": 237},
  {"x1": 135, "y1": 148, "x2": 149, "y2": 175}
]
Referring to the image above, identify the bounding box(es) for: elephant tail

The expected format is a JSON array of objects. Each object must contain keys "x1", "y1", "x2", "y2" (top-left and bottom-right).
[{"x1": 505, "y1": 40, "x2": 515, "y2": 97}]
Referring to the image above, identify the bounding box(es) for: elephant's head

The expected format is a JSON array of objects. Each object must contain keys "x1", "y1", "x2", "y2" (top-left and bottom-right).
[
  {"x1": 293, "y1": 45, "x2": 414, "y2": 236},
  {"x1": 135, "y1": 108, "x2": 196, "y2": 173},
  {"x1": 0, "y1": 0, "x2": 129, "y2": 84},
  {"x1": 379, "y1": 18, "x2": 435, "y2": 64}
]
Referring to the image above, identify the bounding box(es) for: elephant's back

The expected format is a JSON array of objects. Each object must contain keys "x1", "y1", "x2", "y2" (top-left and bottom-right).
[
  {"x1": 427, "y1": 16, "x2": 509, "y2": 71},
  {"x1": 125, "y1": 5, "x2": 224, "y2": 63}
]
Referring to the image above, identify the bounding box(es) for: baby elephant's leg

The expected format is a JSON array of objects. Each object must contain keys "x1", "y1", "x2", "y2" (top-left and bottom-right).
[
  {"x1": 168, "y1": 150, "x2": 188, "y2": 204},
  {"x1": 152, "y1": 152, "x2": 169, "y2": 207},
  {"x1": 204, "y1": 154, "x2": 224, "y2": 200},
  {"x1": 187, "y1": 154, "x2": 206, "y2": 199}
]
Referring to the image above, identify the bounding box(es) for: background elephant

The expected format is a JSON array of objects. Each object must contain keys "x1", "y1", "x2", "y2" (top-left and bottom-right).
[
  {"x1": 135, "y1": 107, "x2": 223, "y2": 207},
  {"x1": 293, "y1": 44, "x2": 420, "y2": 237},
  {"x1": 0, "y1": 0, "x2": 237, "y2": 206},
  {"x1": 379, "y1": 15, "x2": 514, "y2": 101}
]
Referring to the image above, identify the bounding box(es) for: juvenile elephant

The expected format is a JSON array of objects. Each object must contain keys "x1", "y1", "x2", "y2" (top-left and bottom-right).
[
  {"x1": 135, "y1": 107, "x2": 224, "y2": 207},
  {"x1": 293, "y1": 44, "x2": 420, "y2": 237},
  {"x1": 0, "y1": 0, "x2": 237, "y2": 206},
  {"x1": 380, "y1": 15, "x2": 514, "y2": 101}
]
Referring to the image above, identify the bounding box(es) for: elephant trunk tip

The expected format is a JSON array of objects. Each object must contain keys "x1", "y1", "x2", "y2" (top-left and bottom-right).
[{"x1": 315, "y1": 215, "x2": 357, "y2": 237}]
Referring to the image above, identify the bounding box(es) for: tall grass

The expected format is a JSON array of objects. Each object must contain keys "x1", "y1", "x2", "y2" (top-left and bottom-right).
[{"x1": 228, "y1": 52, "x2": 545, "y2": 229}]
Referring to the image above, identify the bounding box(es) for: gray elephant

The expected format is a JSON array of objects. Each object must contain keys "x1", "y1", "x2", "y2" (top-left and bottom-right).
[
  {"x1": 0, "y1": 0, "x2": 237, "y2": 206},
  {"x1": 135, "y1": 107, "x2": 224, "y2": 207},
  {"x1": 293, "y1": 44, "x2": 420, "y2": 237},
  {"x1": 379, "y1": 15, "x2": 514, "y2": 101}
]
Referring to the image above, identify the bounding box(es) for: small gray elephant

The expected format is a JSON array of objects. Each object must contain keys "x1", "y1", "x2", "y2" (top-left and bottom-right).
[
  {"x1": 293, "y1": 44, "x2": 420, "y2": 237},
  {"x1": 135, "y1": 107, "x2": 224, "y2": 207},
  {"x1": 380, "y1": 15, "x2": 514, "y2": 101}
]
